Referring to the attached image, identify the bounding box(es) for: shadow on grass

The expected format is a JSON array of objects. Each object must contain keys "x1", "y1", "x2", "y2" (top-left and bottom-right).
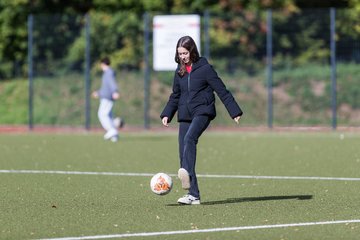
[{"x1": 166, "y1": 195, "x2": 313, "y2": 206}]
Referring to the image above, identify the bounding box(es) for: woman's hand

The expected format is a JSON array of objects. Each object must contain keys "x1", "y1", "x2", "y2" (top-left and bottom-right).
[
  {"x1": 162, "y1": 117, "x2": 169, "y2": 127},
  {"x1": 234, "y1": 116, "x2": 241, "y2": 124}
]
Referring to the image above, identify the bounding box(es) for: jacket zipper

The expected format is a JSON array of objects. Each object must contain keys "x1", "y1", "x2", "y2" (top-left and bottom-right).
[
  {"x1": 187, "y1": 72, "x2": 191, "y2": 91},
  {"x1": 186, "y1": 72, "x2": 191, "y2": 106}
]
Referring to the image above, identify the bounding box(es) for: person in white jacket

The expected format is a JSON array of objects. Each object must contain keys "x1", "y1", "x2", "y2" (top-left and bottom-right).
[{"x1": 92, "y1": 57, "x2": 123, "y2": 142}]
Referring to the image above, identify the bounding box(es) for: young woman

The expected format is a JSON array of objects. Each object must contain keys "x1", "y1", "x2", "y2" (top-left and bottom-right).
[{"x1": 160, "y1": 36, "x2": 243, "y2": 205}]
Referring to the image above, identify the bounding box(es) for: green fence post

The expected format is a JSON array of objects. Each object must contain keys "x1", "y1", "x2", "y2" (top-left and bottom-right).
[
  {"x1": 266, "y1": 9, "x2": 273, "y2": 129},
  {"x1": 144, "y1": 12, "x2": 151, "y2": 129},
  {"x1": 28, "y1": 14, "x2": 34, "y2": 130},
  {"x1": 330, "y1": 8, "x2": 337, "y2": 130},
  {"x1": 85, "y1": 13, "x2": 91, "y2": 130}
]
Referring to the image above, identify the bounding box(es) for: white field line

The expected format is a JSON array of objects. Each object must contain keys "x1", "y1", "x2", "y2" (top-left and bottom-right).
[
  {"x1": 38, "y1": 219, "x2": 360, "y2": 240},
  {"x1": 1, "y1": 169, "x2": 360, "y2": 181}
]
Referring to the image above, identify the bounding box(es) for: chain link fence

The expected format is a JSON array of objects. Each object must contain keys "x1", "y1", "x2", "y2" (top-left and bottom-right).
[{"x1": 27, "y1": 8, "x2": 360, "y2": 129}]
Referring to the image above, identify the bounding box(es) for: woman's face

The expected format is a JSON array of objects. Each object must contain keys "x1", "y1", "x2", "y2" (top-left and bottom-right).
[{"x1": 177, "y1": 47, "x2": 190, "y2": 64}]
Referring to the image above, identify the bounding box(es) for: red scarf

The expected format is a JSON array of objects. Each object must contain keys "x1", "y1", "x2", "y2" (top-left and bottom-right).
[{"x1": 186, "y1": 64, "x2": 192, "y2": 73}]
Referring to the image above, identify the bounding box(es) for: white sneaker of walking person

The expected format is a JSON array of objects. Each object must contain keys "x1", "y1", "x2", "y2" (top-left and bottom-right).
[
  {"x1": 104, "y1": 129, "x2": 118, "y2": 140},
  {"x1": 178, "y1": 168, "x2": 190, "y2": 190},
  {"x1": 177, "y1": 194, "x2": 200, "y2": 205},
  {"x1": 110, "y1": 135, "x2": 119, "y2": 142}
]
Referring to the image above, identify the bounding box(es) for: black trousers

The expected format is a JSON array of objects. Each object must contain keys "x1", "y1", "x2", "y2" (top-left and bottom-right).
[{"x1": 178, "y1": 115, "x2": 211, "y2": 198}]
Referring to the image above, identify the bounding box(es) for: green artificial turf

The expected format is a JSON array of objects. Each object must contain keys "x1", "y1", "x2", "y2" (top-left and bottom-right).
[{"x1": 0, "y1": 131, "x2": 360, "y2": 239}]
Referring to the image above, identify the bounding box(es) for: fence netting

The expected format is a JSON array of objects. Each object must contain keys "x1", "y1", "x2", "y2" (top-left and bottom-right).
[{"x1": 29, "y1": 9, "x2": 360, "y2": 129}]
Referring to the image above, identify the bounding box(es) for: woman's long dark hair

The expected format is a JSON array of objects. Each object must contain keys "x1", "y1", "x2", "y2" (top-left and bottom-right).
[{"x1": 175, "y1": 36, "x2": 200, "y2": 77}]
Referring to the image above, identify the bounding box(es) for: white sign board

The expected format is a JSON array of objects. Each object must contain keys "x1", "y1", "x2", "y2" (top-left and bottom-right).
[{"x1": 153, "y1": 14, "x2": 201, "y2": 71}]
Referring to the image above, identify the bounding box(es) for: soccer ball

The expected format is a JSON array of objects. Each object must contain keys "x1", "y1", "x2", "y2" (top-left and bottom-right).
[{"x1": 150, "y1": 173, "x2": 173, "y2": 195}]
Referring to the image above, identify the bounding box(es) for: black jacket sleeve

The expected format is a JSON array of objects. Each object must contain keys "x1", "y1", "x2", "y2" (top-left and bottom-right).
[
  {"x1": 206, "y1": 65, "x2": 243, "y2": 118},
  {"x1": 160, "y1": 74, "x2": 180, "y2": 122}
]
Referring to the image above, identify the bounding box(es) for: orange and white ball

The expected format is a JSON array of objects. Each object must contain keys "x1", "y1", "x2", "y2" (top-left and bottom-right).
[{"x1": 150, "y1": 173, "x2": 173, "y2": 195}]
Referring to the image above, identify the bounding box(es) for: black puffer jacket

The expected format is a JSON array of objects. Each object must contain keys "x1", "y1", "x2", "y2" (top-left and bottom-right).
[{"x1": 160, "y1": 57, "x2": 243, "y2": 122}]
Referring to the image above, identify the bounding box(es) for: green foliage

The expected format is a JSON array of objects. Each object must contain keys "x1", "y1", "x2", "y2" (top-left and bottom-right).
[
  {"x1": 0, "y1": 79, "x2": 28, "y2": 123},
  {"x1": 337, "y1": 63, "x2": 360, "y2": 109},
  {"x1": 1, "y1": 1, "x2": 360, "y2": 80},
  {"x1": 1, "y1": 63, "x2": 359, "y2": 126},
  {"x1": 2, "y1": 0, "x2": 359, "y2": 80},
  {"x1": 0, "y1": 0, "x2": 29, "y2": 78},
  {"x1": 1, "y1": 1, "x2": 360, "y2": 127},
  {"x1": 27, "y1": 74, "x2": 84, "y2": 125},
  {"x1": 349, "y1": 0, "x2": 360, "y2": 32},
  {"x1": 208, "y1": 10, "x2": 267, "y2": 74},
  {"x1": 89, "y1": 11, "x2": 143, "y2": 69},
  {"x1": 272, "y1": 9, "x2": 332, "y2": 67},
  {"x1": 32, "y1": 15, "x2": 84, "y2": 75}
]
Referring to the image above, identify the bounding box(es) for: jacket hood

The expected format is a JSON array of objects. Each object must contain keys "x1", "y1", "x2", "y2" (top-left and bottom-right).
[
  {"x1": 175, "y1": 57, "x2": 208, "y2": 73},
  {"x1": 192, "y1": 57, "x2": 208, "y2": 70}
]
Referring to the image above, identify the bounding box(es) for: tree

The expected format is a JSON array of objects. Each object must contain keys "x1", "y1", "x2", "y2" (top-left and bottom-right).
[
  {"x1": 0, "y1": 0, "x2": 357, "y2": 80},
  {"x1": 0, "y1": 0, "x2": 29, "y2": 78}
]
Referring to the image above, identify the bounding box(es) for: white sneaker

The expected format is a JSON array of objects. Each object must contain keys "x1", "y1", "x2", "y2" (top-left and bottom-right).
[
  {"x1": 104, "y1": 129, "x2": 118, "y2": 140},
  {"x1": 178, "y1": 168, "x2": 190, "y2": 190},
  {"x1": 110, "y1": 135, "x2": 119, "y2": 142},
  {"x1": 177, "y1": 194, "x2": 200, "y2": 205}
]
